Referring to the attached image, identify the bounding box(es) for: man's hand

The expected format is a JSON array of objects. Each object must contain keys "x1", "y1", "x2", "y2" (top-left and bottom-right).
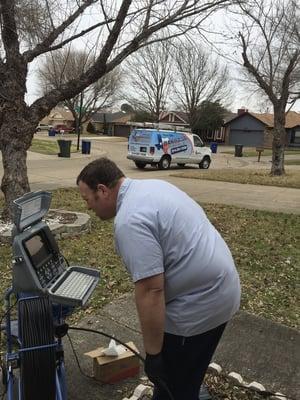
[{"x1": 144, "y1": 352, "x2": 167, "y2": 385}]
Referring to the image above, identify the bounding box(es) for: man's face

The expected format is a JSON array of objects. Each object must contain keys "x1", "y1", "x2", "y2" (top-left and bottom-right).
[{"x1": 78, "y1": 180, "x2": 115, "y2": 220}]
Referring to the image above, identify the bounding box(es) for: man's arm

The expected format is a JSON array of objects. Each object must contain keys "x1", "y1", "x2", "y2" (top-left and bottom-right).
[{"x1": 134, "y1": 273, "x2": 165, "y2": 355}]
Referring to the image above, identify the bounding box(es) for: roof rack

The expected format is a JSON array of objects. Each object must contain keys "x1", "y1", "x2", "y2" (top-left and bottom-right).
[{"x1": 127, "y1": 121, "x2": 192, "y2": 133}]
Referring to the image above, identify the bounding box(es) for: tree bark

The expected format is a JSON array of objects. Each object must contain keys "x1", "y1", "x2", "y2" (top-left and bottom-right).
[
  {"x1": 1, "y1": 142, "x2": 30, "y2": 220},
  {"x1": 271, "y1": 107, "x2": 286, "y2": 176}
]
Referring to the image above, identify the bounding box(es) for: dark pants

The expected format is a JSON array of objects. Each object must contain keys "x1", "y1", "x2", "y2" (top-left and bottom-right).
[{"x1": 152, "y1": 323, "x2": 226, "y2": 400}]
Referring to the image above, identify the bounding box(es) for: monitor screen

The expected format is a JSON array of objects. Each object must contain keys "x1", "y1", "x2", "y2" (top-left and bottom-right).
[{"x1": 24, "y1": 232, "x2": 51, "y2": 268}]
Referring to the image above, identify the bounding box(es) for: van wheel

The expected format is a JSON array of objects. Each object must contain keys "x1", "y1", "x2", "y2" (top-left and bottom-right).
[
  {"x1": 135, "y1": 161, "x2": 146, "y2": 169},
  {"x1": 158, "y1": 156, "x2": 171, "y2": 170},
  {"x1": 199, "y1": 156, "x2": 211, "y2": 169},
  {"x1": 177, "y1": 163, "x2": 185, "y2": 168}
]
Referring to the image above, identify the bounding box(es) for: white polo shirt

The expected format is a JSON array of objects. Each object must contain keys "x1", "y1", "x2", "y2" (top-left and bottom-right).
[{"x1": 114, "y1": 178, "x2": 240, "y2": 336}]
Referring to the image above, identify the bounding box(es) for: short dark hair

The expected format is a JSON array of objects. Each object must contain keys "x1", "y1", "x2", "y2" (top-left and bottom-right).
[{"x1": 76, "y1": 158, "x2": 125, "y2": 190}]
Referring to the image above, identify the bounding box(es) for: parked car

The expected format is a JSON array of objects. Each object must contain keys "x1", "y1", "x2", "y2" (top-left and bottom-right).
[
  {"x1": 127, "y1": 128, "x2": 212, "y2": 170},
  {"x1": 36, "y1": 123, "x2": 53, "y2": 132},
  {"x1": 54, "y1": 124, "x2": 75, "y2": 134}
]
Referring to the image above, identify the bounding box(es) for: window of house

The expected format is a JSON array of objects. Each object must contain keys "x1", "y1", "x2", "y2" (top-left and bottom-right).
[{"x1": 294, "y1": 130, "x2": 300, "y2": 143}]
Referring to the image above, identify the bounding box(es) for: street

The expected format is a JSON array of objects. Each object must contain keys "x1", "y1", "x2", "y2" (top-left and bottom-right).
[{"x1": 1, "y1": 135, "x2": 300, "y2": 214}]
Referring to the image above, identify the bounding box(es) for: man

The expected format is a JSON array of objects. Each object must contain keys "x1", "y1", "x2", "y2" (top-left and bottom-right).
[{"x1": 77, "y1": 158, "x2": 241, "y2": 400}]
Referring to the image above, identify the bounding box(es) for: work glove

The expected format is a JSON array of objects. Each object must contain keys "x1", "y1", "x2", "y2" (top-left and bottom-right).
[{"x1": 144, "y1": 352, "x2": 167, "y2": 386}]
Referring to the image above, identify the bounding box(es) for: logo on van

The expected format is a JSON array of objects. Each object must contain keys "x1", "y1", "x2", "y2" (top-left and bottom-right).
[{"x1": 171, "y1": 145, "x2": 188, "y2": 154}]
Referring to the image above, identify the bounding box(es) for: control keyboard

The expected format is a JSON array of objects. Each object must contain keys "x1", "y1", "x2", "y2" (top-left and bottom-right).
[{"x1": 49, "y1": 266, "x2": 99, "y2": 307}]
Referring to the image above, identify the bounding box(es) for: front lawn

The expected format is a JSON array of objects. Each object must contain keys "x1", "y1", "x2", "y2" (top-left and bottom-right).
[
  {"x1": 171, "y1": 168, "x2": 300, "y2": 189},
  {"x1": 221, "y1": 148, "x2": 300, "y2": 157},
  {"x1": 0, "y1": 188, "x2": 299, "y2": 329},
  {"x1": 30, "y1": 138, "x2": 79, "y2": 155}
]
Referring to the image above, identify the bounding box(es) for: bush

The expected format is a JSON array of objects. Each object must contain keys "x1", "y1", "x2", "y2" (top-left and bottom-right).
[{"x1": 86, "y1": 122, "x2": 96, "y2": 133}]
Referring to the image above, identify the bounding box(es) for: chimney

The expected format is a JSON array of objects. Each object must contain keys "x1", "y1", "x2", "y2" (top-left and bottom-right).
[{"x1": 237, "y1": 108, "x2": 248, "y2": 116}]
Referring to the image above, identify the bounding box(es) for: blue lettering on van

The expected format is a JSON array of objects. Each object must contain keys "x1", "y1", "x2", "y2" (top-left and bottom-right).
[{"x1": 171, "y1": 145, "x2": 188, "y2": 154}]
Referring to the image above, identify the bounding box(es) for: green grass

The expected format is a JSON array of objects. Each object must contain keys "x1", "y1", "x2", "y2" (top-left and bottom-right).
[
  {"x1": 221, "y1": 148, "x2": 300, "y2": 157},
  {"x1": 30, "y1": 139, "x2": 79, "y2": 155},
  {"x1": 0, "y1": 188, "x2": 299, "y2": 329},
  {"x1": 285, "y1": 159, "x2": 300, "y2": 165},
  {"x1": 171, "y1": 169, "x2": 300, "y2": 189}
]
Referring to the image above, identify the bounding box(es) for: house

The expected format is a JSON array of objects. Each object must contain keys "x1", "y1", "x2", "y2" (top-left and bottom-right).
[
  {"x1": 159, "y1": 111, "x2": 189, "y2": 128},
  {"x1": 224, "y1": 109, "x2": 300, "y2": 147},
  {"x1": 88, "y1": 111, "x2": 133, "y2": 137},
  {"x1": 158, "y1": 110, "x2": 232, "y2": 143},
  {"x1": 40, "y1": 107, "x2": 74, "y2": 129}
]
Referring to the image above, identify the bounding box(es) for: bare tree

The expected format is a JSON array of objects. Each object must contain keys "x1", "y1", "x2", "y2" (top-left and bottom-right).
[
  {"x1": 39, "y1": 49, "x2": 121, "y2": 149},
  {"x1": 123, "y1": 39, "x2": 173, "y2": 122},
  {"x1": 173, "y1": 41, "x2": 231, "y2": 132},
  {"x1": 236, "y1": 0, "x2": 300, "y2": 175},
  {"x1": 0, "y1": 0, "x2": 237, "y2": 219}
]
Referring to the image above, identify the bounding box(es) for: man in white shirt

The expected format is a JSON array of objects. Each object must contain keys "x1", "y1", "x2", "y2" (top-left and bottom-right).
[{"x1": 77, "y1": 157, "x2": 241, "y2": 400}]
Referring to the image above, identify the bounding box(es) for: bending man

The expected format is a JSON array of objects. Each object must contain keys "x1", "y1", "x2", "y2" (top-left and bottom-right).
[{"x1": 77, "y1": 158, "x2": 241, "y2": 400}]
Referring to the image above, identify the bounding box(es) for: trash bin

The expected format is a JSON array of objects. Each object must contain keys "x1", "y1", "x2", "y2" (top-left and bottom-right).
[
  {"x1": 82, "y1": 140, "x2": 91, "y2": 154},
  {"x1": 234, "y1": 144, "x2": 243, "y2": 157},
  {"x1": 57, "y1": 139, "x2": 72, "y2": 158},
  {"x1": 210, "y1": 142, "x2": 218, "y2": 154},
  {"x1": 48, "y1": 128, "x2": 56, "y2": 137}
]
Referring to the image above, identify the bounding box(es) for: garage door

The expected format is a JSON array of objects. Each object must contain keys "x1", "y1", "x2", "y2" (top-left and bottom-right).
[
  {"x1": 114, "y1": 124, "x2": 131, "y2": 138},
  {"x1": 229, "y1": 129, "x2": 264, "y2": 146}
]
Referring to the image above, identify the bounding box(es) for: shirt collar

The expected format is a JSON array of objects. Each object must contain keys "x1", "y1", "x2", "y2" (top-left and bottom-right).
[{"x1": 116, "y1": 178, "x2": 132, "y2": 213}]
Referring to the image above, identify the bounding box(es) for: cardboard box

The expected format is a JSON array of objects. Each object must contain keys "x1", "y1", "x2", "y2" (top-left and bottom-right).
[{"x1": 85, "y1": 341, "x2": 140, "y2": 384}]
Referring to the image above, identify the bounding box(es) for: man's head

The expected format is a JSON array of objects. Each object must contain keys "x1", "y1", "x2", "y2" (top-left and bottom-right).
[{"x1": 77, "y1": 158, "x2": 125, "y2": 220}]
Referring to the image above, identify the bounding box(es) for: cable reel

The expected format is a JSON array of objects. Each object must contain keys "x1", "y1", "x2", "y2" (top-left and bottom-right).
[{"x1": 18, "y1": 296, "x2": 56, "y2": 400}]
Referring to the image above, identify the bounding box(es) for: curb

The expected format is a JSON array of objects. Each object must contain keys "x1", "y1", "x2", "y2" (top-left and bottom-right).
[{"x1": 122, "y1": 362, "x2": 290, "y2": 400}]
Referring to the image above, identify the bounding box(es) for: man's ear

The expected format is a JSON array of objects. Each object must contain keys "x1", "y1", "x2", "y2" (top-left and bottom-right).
[{"x1": 96, "y1": 184, "x2": 109, "y2": 196}]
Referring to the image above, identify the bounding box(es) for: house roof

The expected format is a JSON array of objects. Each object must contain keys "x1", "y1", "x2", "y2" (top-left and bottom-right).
[
  {"x1": 49, "y1": 107, "x2": 74, "y2": 121},
  {"x1": 225, "y1": 111, "x2": 300, "y2": 128},
  {"x1": 159, "y1": 111, "x2": 189, "y2": 124},
  {"x1": 91, "y1": 111, "x2": 131, "y2": 123}
]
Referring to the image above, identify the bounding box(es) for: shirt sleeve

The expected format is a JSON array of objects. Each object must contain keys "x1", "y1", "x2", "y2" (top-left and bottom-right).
[{"x1": 115, "y1": 217, "x2": 164, "y2": 283}]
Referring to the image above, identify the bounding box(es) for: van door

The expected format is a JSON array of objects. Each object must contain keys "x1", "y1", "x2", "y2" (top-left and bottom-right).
[{"x1": 191, "y1": 135, "x2": 205, "y2": 162}]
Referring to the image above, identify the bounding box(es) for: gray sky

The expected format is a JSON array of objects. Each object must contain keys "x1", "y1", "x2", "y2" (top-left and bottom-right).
[{"x1": 25, "y1": 3, "x2": 300, "y2": 114}]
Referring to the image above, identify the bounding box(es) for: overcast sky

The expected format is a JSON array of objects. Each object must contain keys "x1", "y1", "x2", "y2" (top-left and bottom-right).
[{"x1": 25, "y1": 3, "x2": 300, "y2": 115}]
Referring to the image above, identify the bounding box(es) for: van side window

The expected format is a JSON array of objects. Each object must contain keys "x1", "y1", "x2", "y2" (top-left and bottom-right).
[{"x1": 193, "y1": 135, "x2": 203, "y2": 147}]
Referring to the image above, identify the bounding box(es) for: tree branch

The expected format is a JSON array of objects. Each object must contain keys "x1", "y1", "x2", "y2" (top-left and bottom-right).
[
  {"x1": 0, "y1": 0, "x2": 20, "y2": 61},
  {"x1": 28, "y1": 0, "x2": 234, "y2": 121},
  {"x1": 239, "y1": 31, "x2": 277, "y2": 104},
  {"x1": 23, "y1": 0, "x2": 97, "y2": 62}
]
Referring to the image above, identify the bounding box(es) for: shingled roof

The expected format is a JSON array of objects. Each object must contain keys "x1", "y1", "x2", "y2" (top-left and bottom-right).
[{"x1": 225, "y1": 111, "x2": 300, "y2": 128}]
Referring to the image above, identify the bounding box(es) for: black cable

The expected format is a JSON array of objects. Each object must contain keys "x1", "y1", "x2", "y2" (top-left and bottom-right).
[
  {"x1": 0, "y1": 300, "x2": 18, "y2": 331},
  {"x1": 68, "y1": 326, "x2": 175, "y2": 400},
  {"x1": 68, "y1": 326, "x2": 296, "y2": 400},
  {"x1": 18, "y1": 296, "x2": 56, "y2": 400},
  {"x1": 69, "y1": 326, "x2": 144, "y2": 362},
  {"x1": 66, "y1": 333, "x2": 95, "y2": 381}
]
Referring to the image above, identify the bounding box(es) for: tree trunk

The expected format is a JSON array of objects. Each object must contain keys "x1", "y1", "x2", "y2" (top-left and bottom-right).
[
  {"x1": 271, "y1": 108, "x2": 286, "y2": 176},
  {"x1": 1, "y1": 144, "x2": 30, "y2": 221}
]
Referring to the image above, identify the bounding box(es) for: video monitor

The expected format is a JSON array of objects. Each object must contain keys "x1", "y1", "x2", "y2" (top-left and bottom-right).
[{"x1": 24, "y1": 232, "x2": 52, "y2": 269}]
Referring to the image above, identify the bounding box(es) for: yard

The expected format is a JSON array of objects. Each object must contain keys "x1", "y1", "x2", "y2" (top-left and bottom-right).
[
  {"x1": 30, "y1": 138, "x2": 79, "y2": 155},
  {"x1": 0, "y1": 188, "x2": 298, "y2": 330},
  {"x1": 220, "y1": 147, "x2": 300, "y2": 157},
  {"x1": 172, "y1": 168, "x2": 300, "y2": 189}
]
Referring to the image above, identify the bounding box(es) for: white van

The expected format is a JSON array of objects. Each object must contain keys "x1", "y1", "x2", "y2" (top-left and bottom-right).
[{"x1": 127, "y1": 128, "x2": 211, "y2": 170}]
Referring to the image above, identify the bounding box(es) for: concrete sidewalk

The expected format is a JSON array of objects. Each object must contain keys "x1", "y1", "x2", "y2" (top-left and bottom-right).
[{"x1": 63, "y1": 294, "x2": 299, "y2": 400}]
